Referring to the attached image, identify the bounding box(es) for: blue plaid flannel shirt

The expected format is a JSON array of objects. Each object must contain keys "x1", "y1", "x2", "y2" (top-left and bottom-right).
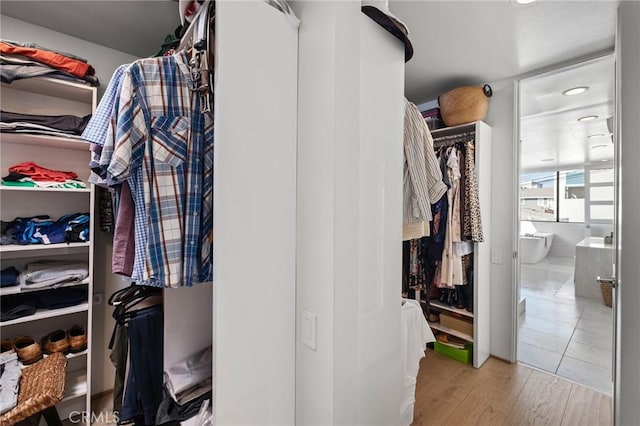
[{"x1": 92, "y1": 51, "x2": 212, "y2": 287}]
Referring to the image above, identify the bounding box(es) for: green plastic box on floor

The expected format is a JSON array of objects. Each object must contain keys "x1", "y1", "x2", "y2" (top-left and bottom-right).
[{"x1": 434, "y1": 341, "x2": 473, "y2": 364}]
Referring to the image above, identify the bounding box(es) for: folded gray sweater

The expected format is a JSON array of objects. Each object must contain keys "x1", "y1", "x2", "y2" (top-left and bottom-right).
[{"x1": 19, "y1": 260, "x2": 89, "y2": 289}]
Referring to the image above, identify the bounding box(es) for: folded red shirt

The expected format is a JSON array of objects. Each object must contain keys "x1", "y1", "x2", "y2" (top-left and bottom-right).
[
  {"x1": 9, "y1": 161, "x2": 78, "y2": 182},
  {"x1": 0, "y1": 43, "x2": 95, "y2": 78}
]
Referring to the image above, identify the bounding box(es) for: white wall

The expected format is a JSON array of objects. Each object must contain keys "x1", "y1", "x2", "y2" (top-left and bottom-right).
[
  {"x1": 484, "y1": 82, "x2": 517, "y2": 362},
  {"x1": 293, "y1": 2, "x2": 404, "y2": 424},
  {"x1": 213, "y1": 2, "x2": 297, "y2": 424},
  {"x1": 0, "y1": 16, "x2": 138, "y2": 99},
  {"x1": 616, "y1": 2, "x2": 640, "y2": 424},
  {"x1": 354, "y1": 14, "x2": 404, "y2": 426},
  {"x1": 292, "y1": 3, "x2": 342, "y2": 422},
  {"x1": 0, "y1": 15, "x2": 138, "y2": 395}
]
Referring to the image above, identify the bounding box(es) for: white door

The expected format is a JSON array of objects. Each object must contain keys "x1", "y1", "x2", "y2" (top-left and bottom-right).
[{"x1": 612, "y1": 3, "x2": 640, "y2": 423}]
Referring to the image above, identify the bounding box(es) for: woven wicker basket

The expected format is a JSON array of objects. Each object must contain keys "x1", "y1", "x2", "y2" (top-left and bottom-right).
[
  {"x1": 0, "y1": 352, "x2": 67, "y2": 425},
  {"x1": 439, "y1": 84, "x2": 493, "y2": 127},
  {"x1": 600, "y1": 281, "x2": 613, "y2": 308}
]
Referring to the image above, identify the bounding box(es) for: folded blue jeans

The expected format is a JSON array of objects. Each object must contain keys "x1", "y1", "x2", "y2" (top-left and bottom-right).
[
  {"x1": 36, "y1": 287, "x2": 87, "y2": 309},
  {"x1": 0, "y1": 293, "x2": 38, "y2": 322},
  {"x1": 0, "y1": 266, "x2": 19, "y2": 288}
]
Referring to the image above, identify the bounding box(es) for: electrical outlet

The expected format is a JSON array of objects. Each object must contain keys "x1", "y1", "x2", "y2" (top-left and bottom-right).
[{"x1": 93, "y1": 292, "x2": 104, "y2": 305}]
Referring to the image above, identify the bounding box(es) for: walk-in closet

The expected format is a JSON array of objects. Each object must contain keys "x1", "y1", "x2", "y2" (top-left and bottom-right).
[
  {"x1": 402, "y1": 120, "x2": 492, "y2": 368},
  {"x1": 1, "y1": 1, "x2": 639, "y2": 426},
  {"x1": 1, "y1": 1, "x2": 298, "y2": 424}
]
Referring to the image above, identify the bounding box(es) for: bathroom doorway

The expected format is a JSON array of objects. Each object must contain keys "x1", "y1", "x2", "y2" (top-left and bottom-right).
[{"x1": 515, "y1": 54, "x2": 615, "y2": 395}]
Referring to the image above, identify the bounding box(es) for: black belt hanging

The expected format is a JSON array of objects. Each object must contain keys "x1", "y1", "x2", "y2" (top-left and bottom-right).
[{"x1": 188, "y1": 3, "x2": 213, "y2": 114}]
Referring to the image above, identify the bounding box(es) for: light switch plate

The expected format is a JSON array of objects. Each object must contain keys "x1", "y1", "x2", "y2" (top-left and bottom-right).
[
  {"x1": 301, "y1": 310, "x2": 317, "y2": 351},
  {"x1": 491, "y1": 249, "x2": 502, "y2": 264}
]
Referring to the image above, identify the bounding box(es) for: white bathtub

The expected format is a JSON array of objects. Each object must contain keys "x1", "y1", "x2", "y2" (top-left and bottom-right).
[{"x1": 519, "y1": 233, "x2": 554, "y2": 264}]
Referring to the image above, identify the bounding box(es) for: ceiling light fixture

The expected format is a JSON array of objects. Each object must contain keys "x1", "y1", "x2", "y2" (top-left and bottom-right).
[
  {"x1": 588, "y1": 133, "x2": 606, "y2": 138},
  {"x1": 562, "y1": 86, "x2": 589, "y2": 96},
  {"x1": 515, "y1": 0, "x2": 537, "y2": 4},
  {"x1": 591, "y1": 144, "x2": 608, "y2": 149},
  {"x1": 578, "y1": 115, "x2": 599, "y2": 122},
  {"x1": 601, "y1": 159, "x2": 609, "y2": 162},
  {"x1": 540, "y1": 158, "x2": 554, "y2": 162}
]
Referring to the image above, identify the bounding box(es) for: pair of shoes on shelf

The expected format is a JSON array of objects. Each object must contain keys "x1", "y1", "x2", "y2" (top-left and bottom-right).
[
  {"x1": 42, "y1": 325, "x2": 87, "y2": 355},
  {"x1": 12, "y1": 336, "x2": 43, "y2": 365},
  {"x1": 1, "y1": 339, "x2": 13, "y2": 353}
]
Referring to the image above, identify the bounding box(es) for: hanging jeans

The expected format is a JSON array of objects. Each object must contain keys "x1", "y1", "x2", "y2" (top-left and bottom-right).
[
  {"x1": 120, "y1": 305, "x2": 164, "y2": 425},
  {"x1": 109, "y1": 323, "x2": 128, "y2": 416}
]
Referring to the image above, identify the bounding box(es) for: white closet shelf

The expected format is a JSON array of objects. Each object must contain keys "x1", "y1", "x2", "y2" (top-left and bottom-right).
[
  {"x1": 2, "y1": 77, "x2": 94, "y2": 103},
  {"x1": 0, "y1": 133, "x2": 90, "y2": 150},
  {"x1": 429, "y1": 300, "x2": 474, "y2": 318},
  {"x1": 0, "y1": 186, "x2": 91, "y2": 193},
  {"x1": 19, "y1": 350, "x2": 89, "y2": 370},
  {"x1": 428, "y1": 321, "x2": 474, "y2": 343},
  {"x1": 0, "y1": 303, "x2": 89, "y2": 326},
  {"x1": 64, "y1": 349, "x2": 88, "y2": 360},
  {"x1": 0, "y1": 278, "x2": 90, "y2": 296},
  {"x1": 430, "y1": 122, "x2": 477, "y2": 137},
  {"x1": 0, "y1": 242, "x2": 90, "y2": 253},
  {"x1": 62, "y1": 370, "x2": 88, "y2": 402},
  {"x1": 4, "y1": 64, "x2": 96, "y2": 420}
]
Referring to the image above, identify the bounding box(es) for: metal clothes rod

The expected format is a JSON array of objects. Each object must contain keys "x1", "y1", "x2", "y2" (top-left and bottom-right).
[{"x1": 433, "y1": 130, "x2": 476, "y2": 147}]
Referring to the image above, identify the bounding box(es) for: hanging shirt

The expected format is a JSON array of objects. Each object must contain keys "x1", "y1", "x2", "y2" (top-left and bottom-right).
[
  {"x1": 403, "y1": 99, "x2": 448, "y2": 241},
  {"x1": 105, "y1": 50, "x2": 213, "y2": 288},
  {"x1": 463, "y1": 141, "x2": 484, "y2": 242},
  {"x1": 82, "y1": 64, "x2": 129, "y2": 146},
  {"x1": 82, "y1": 64, "x2": 149, "y2": 281}
]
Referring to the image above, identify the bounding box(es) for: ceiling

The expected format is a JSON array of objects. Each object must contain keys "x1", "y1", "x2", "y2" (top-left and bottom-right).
[
  {"x1": 0, "y1": 0, "x2": 619, "y2": 173},
  {"x1": 0, "y1": 1, "x2": 178, "y2": 58},
  {"x1": 389, "y1": 0, "x2": 618, "y2": 173},
  {"x1": 519, "y1": 55, "x2": 614, "y2": 171},
  {"x1": 391, "y1": 0, "x2": 618, "y2": 103}
]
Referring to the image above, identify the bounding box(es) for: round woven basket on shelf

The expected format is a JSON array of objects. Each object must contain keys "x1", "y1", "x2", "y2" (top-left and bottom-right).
[{"x1": 438, "y1": 84, "x2": 493, "y2": 127}]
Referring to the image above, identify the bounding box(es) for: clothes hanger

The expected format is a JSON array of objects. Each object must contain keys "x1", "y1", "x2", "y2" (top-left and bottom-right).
[
  {"x1": 108, "y1": 283, "x2": 162, "y2": 306},
  {"x1": 178, "y1": 0, "x2": 211, "y2": 53},
  {"x1": 108, "y1": 283, "x2": 137, "y2": 306},
  {"x1": 107, "y1": 286, "x2": 162, "y2": 348}
]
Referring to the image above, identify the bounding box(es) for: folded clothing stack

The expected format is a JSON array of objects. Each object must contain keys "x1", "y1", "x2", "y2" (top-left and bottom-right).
[
  {"x1": 0, "y1": 40, "x2": 98, "y2": 86},
  {"x1": 1, "y1": 213, "x2": 90, "y2": 245},
  {"x1": 2, "y1": 162, "x2": 86, "y2": 189},
  {"x1": 420, "y1": 107, "x2": 445, "y2": 131},
  {"x1": 1, "y1": 110, "x2": 92, "y2": 139},
  {"x1": 0, "y1": 350, "x2": 21, "y2": 415},
  {"x1": 157, "y1": 346, "x2": 212, "y2": 425},
  {"x1": 0, "y1": 266, "x2": 19, "y2": 288},
  {"x1": 0, "y1": 287, "x2": 88, "y2": 322},
  {"x1": 19, "y1": 260, "x2": 89, "y2": 289}
]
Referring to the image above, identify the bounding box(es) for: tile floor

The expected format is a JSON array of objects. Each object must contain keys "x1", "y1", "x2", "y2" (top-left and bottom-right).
[{"x1": 518, "y1": 255, "x2": 614, "y2": 395}]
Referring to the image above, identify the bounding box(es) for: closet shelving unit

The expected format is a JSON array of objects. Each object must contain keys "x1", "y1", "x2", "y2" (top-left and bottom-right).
[
  {"x1": 424, "y1": 120, "x2": 492, "y2": 368},
  {"x1": 0, "y1": 76, "x2": 96, "y2": 419}
]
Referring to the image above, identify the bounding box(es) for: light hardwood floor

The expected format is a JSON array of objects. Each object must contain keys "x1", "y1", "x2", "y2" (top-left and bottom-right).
[{"x1": 412, "y1": 349, "x2": 612, "y2": 426}]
